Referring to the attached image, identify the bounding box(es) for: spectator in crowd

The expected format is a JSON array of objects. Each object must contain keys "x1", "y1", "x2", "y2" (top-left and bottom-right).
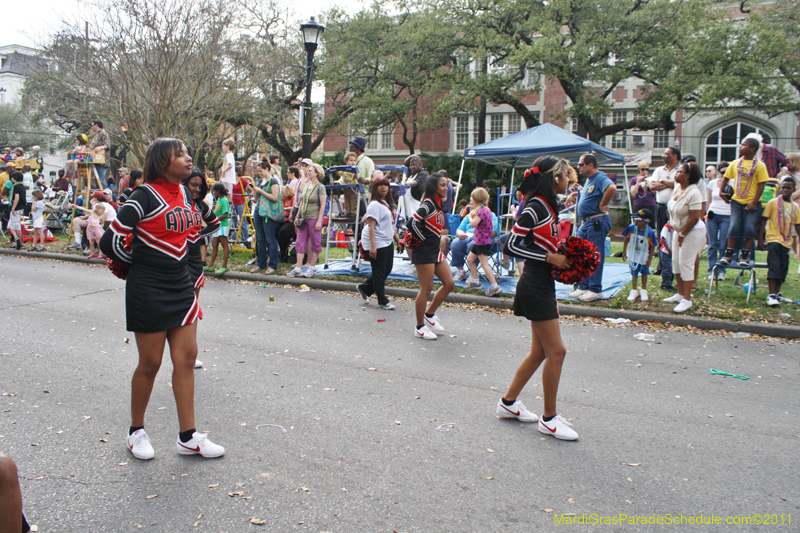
[
  {"x1": 71, "y1": 201, "x2": 107, "y2": 258},
  {"x1": 267, "y1": 154, "x2": 282, "y2": 184},
  {"x1": 118, "y1": 168, "x2": 143, "y2": 206},
  {"x1": 105, "y1": 176, "x2": 117, "y2": 200},
  {"x1": 336, "y1": 151, "x2": 359, "y2": 219},
  {"x1": 747, "y1": 133, "x2": 791, "y2": 179},
  {"x1": 287, "y1": 163, "x2": 327, "y2": 278},
  {"x1": 205, "y1": 183, "x2": 231, "y2": 275},
  {"x1": 568, "y1": 153, "x2": 616, "y2": 302},
  {"x1": 277, "y1": 184, "x2": 296, "y2": 262},
  {"x1": 663, "y1": 162, "x2": 706, "y2": 313},
  {"x1": 706, "y1": 161, "x2": 731, "y2": 280},
  {"x1": 11, "y1": 147, "x2": 25, "y2": 161},
  {"x1": 94, "y1": 190, "x2": 117, "y2": 229},
  {"x1": 630, "y1": 161, "x2": 656, "y2": 229},
  {"x1": 648, "y1": 147, "x2": 680, "y2": 274},
  {"x1": 65, "y1": 134, "x2": 89, "y2": 175},
  {"x1": 21, "y1": 164, "x2": 34, "y2": 216},
  {"x1": 357, "y1": 176, "x2": 400, "y2": 309},
  {"x1": 1, "y1": 147, "x2": 11, "y2": 163},
  {"x1": 659, "y1": 221, "x2": 675, "y2": 291},
  {"x1": 719, "y1": 137, "x2": 770, "y2": 267},
  {"x1": 89, "y1": 120, "x2": 110, "y2": 183},
  {"x1": 403, "y1": 154, "x2": 429, "y2": 276},
  {"x1": 758, "y1": 177, "x2": 800, "y2": 307},
  {"x1": 451, "y1": 206, "x2": 499, "y2": 282},
  {"x1": 349, "y1": 137, "x2": 374, "y2": 188},
  {"x1": 249, "y1": 160, "x2": 282, "y2": 274},
  {"x1": 463, "y1": 187, "x2": 502, "y2": 296},
  {"x1": 118, "y1": 167, "x2": 130, "y2": 191},
  {"x1": 622, "y1": 208, "x2": 657, "y2": 303},
  {"x1": 29, "y1": 189, "x2": 46, "y2": 252},
  {"x1": 230, "y1": 166, "x2": 251, "y2": 248},
  {"x1": 54, "y1": 169, "x2": 70, "y2": 193},
  {"x1": 219, "y1": 139, "x2": 237, "y2": 201},
  {"x1": 7, "y1": 171, "x2": 25, "y2": 249}
]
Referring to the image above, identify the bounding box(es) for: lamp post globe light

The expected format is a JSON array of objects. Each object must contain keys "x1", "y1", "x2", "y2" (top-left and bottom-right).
[{"x1": 300, "y1": 16, "x2": 324, "y2": 159}]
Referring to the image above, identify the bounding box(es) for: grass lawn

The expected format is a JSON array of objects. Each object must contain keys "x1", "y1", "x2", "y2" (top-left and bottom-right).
[{"x1": 34, "y1": 232, "x2": 800, "y2": 327}]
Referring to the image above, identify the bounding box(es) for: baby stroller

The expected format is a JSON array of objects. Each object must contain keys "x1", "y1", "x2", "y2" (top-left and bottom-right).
[{"x1": 44, "y1": 191, "x2": 72, "y2": 235}]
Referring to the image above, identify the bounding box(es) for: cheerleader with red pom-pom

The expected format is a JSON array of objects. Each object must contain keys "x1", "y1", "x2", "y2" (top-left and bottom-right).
[{"x1": 497, "y1": 156, "x2": 579, "y2": 440}]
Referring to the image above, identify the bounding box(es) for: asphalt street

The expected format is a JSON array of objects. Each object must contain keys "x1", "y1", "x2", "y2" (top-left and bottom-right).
[{"x1": 1, "y1": 255, "x2": 798, "y2": 532}]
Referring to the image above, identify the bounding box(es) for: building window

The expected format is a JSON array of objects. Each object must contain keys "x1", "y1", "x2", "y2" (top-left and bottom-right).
[
  {"x1": 508, "y1": 114, "x2": 520, "y2": 134},
  {"x1": 653, "y1": 129, "x2": 669, "y2": 149},
  {"x1": 472, "y1": 115, "x2": 481, "y2": 146},
  {"x1": 381, "y1": 126, "x2": 393, "y2": 150},
  {"x1": 632, "y1": 111, "x2": 647, "y2": 125},
  {"x1": 610, "y1": 111, "x2": 627, "y2": 150},
  {"x1": 456, "y1": 116, "x2": 470, "y2": 151},
  {"x1": 704, "y1": 122, "x2": 772, "y2": 168},
  {"x1": 596, "y1": 115, "x2": 608, "y2": 147},
  {"x1": 490, "y1": 114, "x2": 504, "y2": 140}
]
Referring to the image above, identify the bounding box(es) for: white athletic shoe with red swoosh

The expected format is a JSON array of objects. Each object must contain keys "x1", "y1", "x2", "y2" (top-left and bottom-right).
[
  {"x1": 126, "y1": 429, "x2": 155, "y2": 460},
  {"x1": 496, "y1": 399, "x2": 539, "y2": 422},
  {"x1": 538, "y1": 415, "x2": 578, "y2": 440},
  {"x1": 176, "y1": 432, "x2": 225, "y2": 458}
]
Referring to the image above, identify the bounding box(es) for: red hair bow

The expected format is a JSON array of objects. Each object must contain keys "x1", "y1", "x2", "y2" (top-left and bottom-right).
[{"x1": 531, "y1": 166, "x2": 540, "y2": 174}]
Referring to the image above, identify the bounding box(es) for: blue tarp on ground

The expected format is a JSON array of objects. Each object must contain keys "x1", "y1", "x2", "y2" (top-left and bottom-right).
[{"x1": 319, "y1": 257, "x2": 632, "y2": 301}]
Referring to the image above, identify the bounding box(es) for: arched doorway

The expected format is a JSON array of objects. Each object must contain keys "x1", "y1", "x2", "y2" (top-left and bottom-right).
[{"x1": 704, "y1": 122, "x2": 773, "y2": 168}]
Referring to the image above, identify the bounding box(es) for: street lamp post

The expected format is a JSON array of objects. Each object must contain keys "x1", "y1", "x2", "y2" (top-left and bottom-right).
[{"x1": 300, "y1": 16, "x2": 325, "y2": 159}]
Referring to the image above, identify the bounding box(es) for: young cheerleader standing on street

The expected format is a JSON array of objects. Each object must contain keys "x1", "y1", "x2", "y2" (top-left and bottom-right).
[
  {"x1": 182, "y1": 168, "x2": 221, "y2": 369},
  {"x1": 497, "y1": 156, "x2": 578, "y2": 440},
  {"x1": 100, "y1": 138, "x2": 225, "y2": 460},
  {"x1": 408, "y1": 172, "x2": 455, "y2": 340}
]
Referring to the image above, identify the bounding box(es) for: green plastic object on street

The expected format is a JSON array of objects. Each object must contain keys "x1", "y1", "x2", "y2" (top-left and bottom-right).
[{"x1": 710, "y1": 368, "x2": 749, "y2": 380}]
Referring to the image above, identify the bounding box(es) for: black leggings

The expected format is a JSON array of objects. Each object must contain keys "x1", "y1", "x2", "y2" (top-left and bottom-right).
[{"x1": 360, "y1": 244, "x2": 394, "y2": 305}]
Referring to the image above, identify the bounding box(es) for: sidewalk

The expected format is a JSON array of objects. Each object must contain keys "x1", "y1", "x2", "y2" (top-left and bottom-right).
[{"x1": 3, "y1": 247, "x2": 799, "y2": 339}]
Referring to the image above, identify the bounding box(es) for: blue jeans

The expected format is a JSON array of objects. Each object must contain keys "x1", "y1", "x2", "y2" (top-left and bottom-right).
[
  {"x1": 94, "y1": 165, "x2": 107, "y2": 186},
  {"x1": 232, "y1": 203, "x2": 249, "y2": 242},
  {"x1": 253, "y1": 211, "x2": 279, "y2": 270},
  {"x1": 576, "y1": 215, "x2": 611, "y2": 293},
  {"x1": 706, "y1": 213, "x2": 730, "y2": 274},
  {"x1": 450, "y1": 236, "x2": 475, "y2": 269},
  {"x1": 728, "y1": 201, "x2": 761, "y2": 241},
  {"x1": 660, "y1": 250, "x2": 674, "y2": 288}
]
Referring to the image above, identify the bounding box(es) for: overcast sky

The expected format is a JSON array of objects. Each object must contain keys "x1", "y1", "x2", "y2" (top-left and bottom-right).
[{"x1": 2, "y1": 0, "x2": 364, "y2": 49}]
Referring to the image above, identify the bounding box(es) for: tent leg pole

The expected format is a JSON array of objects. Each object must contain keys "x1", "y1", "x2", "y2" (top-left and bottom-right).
[{"x1": 453, "y1": 160, "x2": 465, "y2": 214}]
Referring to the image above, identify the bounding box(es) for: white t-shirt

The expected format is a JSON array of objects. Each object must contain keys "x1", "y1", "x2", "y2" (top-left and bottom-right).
[
  {"x1": 361, "y1": 200, "x2": 394, "y2": 251},
  {"x1": 32, "y1": 200, "x2": 44, "y2": 220},
  {"x1": 23, "y1": 172, "x2": 35, "y2": 203},
  {"x1": 103, "y1": 202, "x2": 117, "y2": 223},
  {"x1": 696, "y1": 178, "x2": 707, "y2": 208},
  {"x1": 221, "y1": 152, "x2": 236, "y2": 184},
  {"x1": 707, "y1": 179, "x2": 731, "y2": 216},
  {"x1": 648, "y1": 165, "x2": 678, "y2": 204}
]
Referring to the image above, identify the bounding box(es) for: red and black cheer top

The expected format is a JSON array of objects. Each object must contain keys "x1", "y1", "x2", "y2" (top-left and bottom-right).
[
  {"x1": 506, "y1": 196, "x2": 560, "y2": 262},
  {"x1": 409, "y1": 196, "x2": 445, "y2": 244}
]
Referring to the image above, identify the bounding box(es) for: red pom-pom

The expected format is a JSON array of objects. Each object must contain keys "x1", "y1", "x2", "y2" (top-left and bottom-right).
[
  {"x1": 523, "y1": 169, "x2": 531, "y2": 178},
  {"x1": 106, "y1": 258, "x2": 130, "y2": 280},
  {"x1": 403, "y1": 231, "x2": 422, "y2": 251},
  {"x1": 551, "y1": 236, "x2": 601, "y2": 285}
]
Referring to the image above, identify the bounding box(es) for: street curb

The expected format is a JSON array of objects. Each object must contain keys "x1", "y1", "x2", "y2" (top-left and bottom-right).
[{"x1": 3, "y1": 248, "x2": 799, "y2": 339}]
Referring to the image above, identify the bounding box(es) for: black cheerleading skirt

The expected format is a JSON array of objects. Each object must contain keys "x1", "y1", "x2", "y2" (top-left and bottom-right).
[
  {"x1": 125, "y1": 263, "x2": 200, "y2": 333},
  {"x1": 187, "y1": 248, "x2": 205, "y2": 289},
  {"x1": 411, "y1": 238, "x2": 446, "y2": 265},
  {"x1": 513, "y1": 260, "x2": 559, "y2": 322}
]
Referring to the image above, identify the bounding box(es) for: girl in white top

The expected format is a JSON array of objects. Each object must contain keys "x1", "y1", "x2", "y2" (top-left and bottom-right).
[
  {"x1": 29, "y1": 189, "x2": 46, "y2": 251},
  {"x1": 664, "y1": 162, "x2": 706, "y2": 313},
  {"x1": 357, "y1": 175, "x2": 400, "y2": 309}
]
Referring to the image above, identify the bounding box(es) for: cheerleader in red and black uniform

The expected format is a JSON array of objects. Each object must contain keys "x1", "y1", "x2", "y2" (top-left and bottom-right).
[
  {"x1": 100, "y1": 139, "x2": 225, "y2": 460},
  {"x1": 496, "y1": 156, "x2": 579, "y2": 441},
  {"x1": 407, "y1": 172, "x2": 455, "y2": 340}
]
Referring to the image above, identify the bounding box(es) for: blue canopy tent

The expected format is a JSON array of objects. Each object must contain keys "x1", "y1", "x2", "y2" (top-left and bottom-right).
[{"x1": 455, "y1": 123, "x2": 630, "y2": 214}]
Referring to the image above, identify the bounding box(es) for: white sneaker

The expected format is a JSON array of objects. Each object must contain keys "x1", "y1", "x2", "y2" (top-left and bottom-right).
[
  {"x1": 639, "y1": 289, "x2": 649, "y2": 302},
  {"x1": 538, "y1": 415, "x2": 578, "y2": 440},
  {"x1": 194, "y1": 359, "x2": 203, "y2": 369},
  {"x1": 627, "y1": 289, "x2": 638, "y2": 302},
  {"x1": 405, "y1": 265, "x2": 417, "y2": 276},
  {"x1": 766, "y1": 294, "x2": 780, "y2": 307},
  {"x1": 485, "y1": 284, "x2": 502, "y2": 297},
  {"x1": 303, "y1": 267, "x2": 316, "y2": 278},
  {"x1": 379, "y1": 302, "x2": 395, "y2": 310},
  {"x1": 464, "y1": 278, "x2": 482, "y2": 289},
  {"x1": 286, "y1": 267, "x2": 303, "y2": 278},
  {"x1": 424, "y1": 314, "x2": 445, "y2": 333},
  {"x1": 673, "y1": 299, "x2": 692, "y2": 313},
  {"x1": 176, "y1": 431, "x2": 225, "y2": 458},
  {"x1": 579, "y1": 291, "x2": 602, "y2": 302},
  {"x1": 568, "y1": 288, "x2": 587, "y2": 299},
  {"x1": 454, "y1": 269, "x2": 468, "y2": 282},
  {"x1": 717, "y1": 272, "x2": 726, "y2": 281},
  {"x1": 496, "y1": 399, "x2": 538, "y2": 422},
  {"x1": 663, "y1": 293, "x2": 683, "y2": 303},
  {"x1": 414, "y1": 325, "x2": 437, "y2": 340},
  {"x1": 127, "y1": 429, "x2": 155, "y2": 460}
]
